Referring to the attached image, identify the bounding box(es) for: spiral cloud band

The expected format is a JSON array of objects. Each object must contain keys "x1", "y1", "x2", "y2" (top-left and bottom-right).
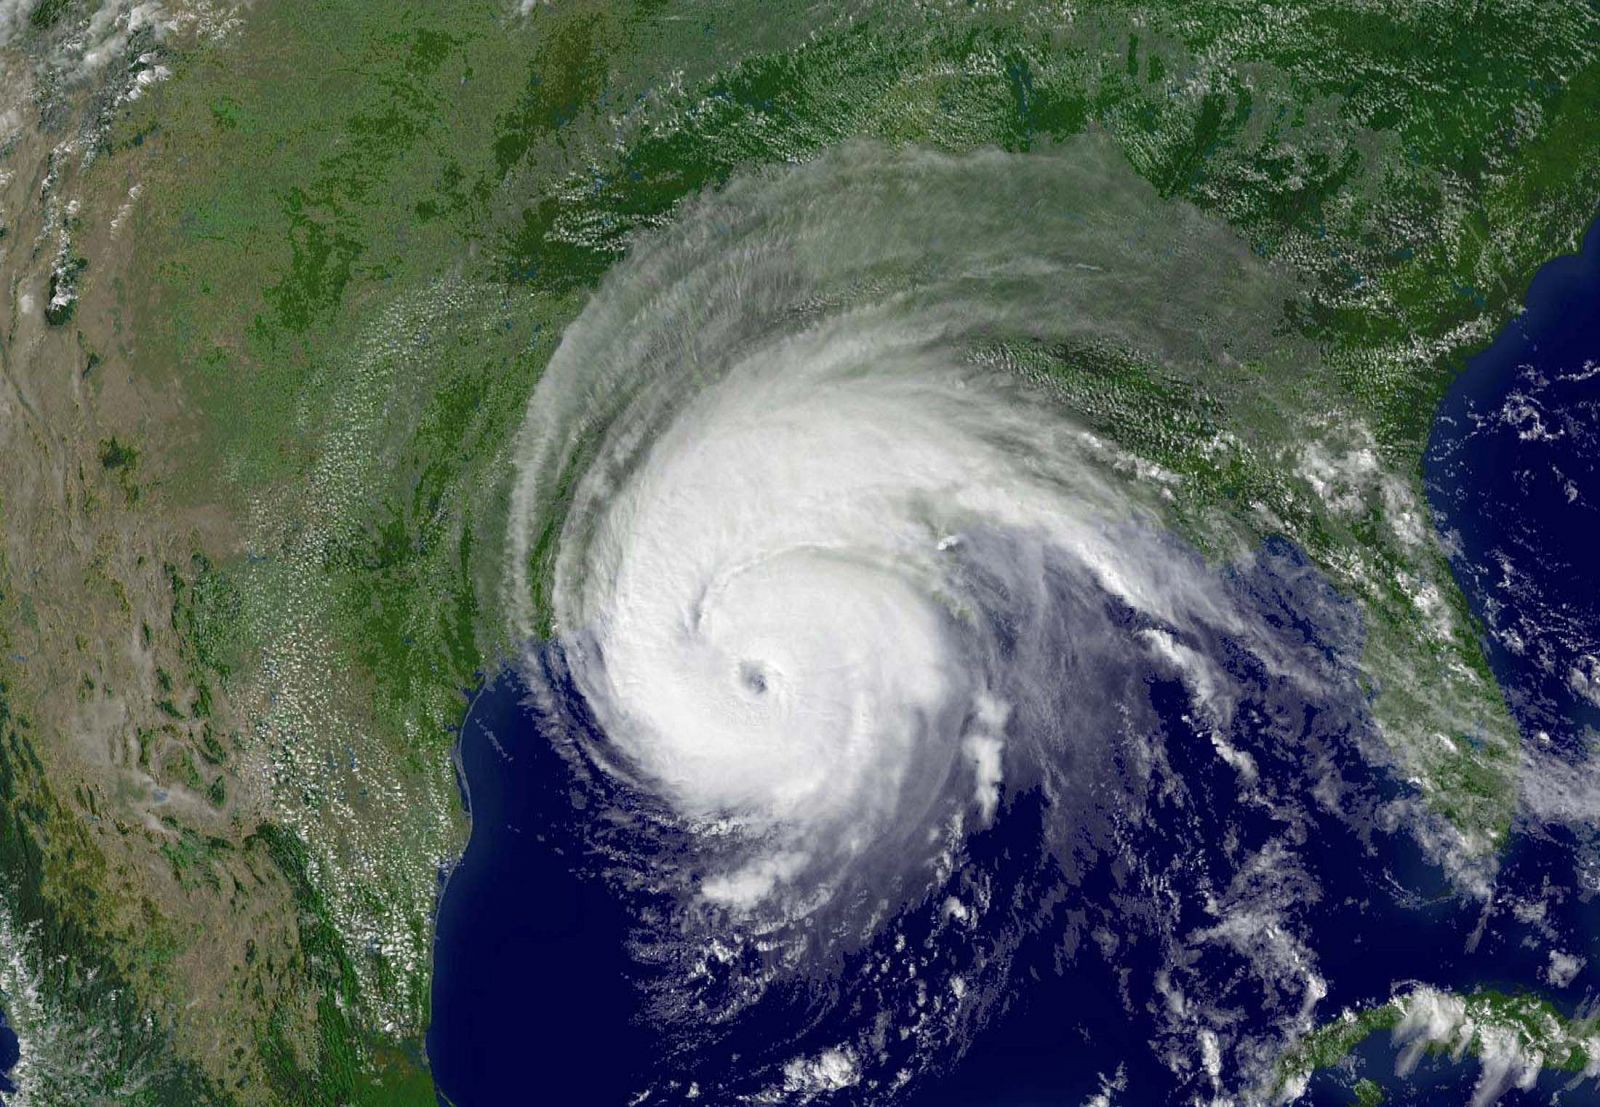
[
  {"x1": 507, "y1": 138, "x2": 1306, "y2": 903},
  {"x1": 502, "y1": 138, "x2": 1364, "y2": 1098}
]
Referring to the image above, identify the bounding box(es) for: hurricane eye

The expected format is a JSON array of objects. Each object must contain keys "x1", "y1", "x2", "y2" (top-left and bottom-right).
[
  {"x1": 739, "y1": 662, "x2": 769, "y2": 695},
  {"x1": 494, "y1": 137, "x2": 1461, "y2": 1107}
]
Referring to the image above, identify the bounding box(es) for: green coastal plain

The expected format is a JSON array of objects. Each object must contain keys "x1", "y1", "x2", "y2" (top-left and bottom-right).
[{"x1": 0, "y1": 0, "x2": 1597, "y2": 1102}]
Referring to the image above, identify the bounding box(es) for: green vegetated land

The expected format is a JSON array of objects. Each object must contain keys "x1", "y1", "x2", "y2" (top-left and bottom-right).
[
  {"x1": 1273, "y1": 987, "x2": 1599, "y2": 1101},
  {"x1": 1, "y1": 0, "x2": 1598, "y2": 1102}
]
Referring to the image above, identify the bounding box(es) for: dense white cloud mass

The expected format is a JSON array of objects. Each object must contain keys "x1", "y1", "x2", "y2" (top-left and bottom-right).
[
  {"x1": 505, "y1": 139, "x2": 1303, "y2": 917},
  {"x1": 500, "y1": 139, "x2": 1381, "y2": 1102}
]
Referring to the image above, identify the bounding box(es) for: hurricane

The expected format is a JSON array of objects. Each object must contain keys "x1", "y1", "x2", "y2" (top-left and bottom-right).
[{"x1": 499, "y1": 139, "x2": 1423, "y2": 1103}]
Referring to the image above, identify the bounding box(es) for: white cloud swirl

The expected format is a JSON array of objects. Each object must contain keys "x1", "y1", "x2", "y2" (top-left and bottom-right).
[{"x1": 504, "y1": 138, "x2": 1309, "y2": 925}]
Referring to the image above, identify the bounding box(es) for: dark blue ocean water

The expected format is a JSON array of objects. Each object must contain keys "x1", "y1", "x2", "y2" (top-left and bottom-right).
[
  {"x1": 0, "y1": 1007, "x2": 16, "y2": 1101},
  {"x1": 429, "y1": 214, "x2": 1600, "y2": 1106},
  {"x1": 428, "y1": 677, "x2": 650, "y2": 1107},
  {"x1": 1426, "y1": 212, "x2": 1600, "y2": 756}
]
